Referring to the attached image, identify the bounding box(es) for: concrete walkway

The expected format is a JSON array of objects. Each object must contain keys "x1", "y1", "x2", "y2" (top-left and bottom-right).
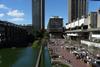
[
  {"x1": 48, "y1": 38, "x2": 92, "y2": 67},
  {"x1": 61, "y1": 47, "x2": 91, "y2": 67}
]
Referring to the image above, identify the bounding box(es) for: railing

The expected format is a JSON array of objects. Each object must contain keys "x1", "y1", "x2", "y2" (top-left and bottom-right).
[
  {"x1": 35, "y1": 39, "x2": 52, "y2": 67},
  {"x1": 66, "y1": 18, "x2": 86, "y2": 29},
  {"x1": 35, "y1": 45, "x2": 42, "y2": 67}
]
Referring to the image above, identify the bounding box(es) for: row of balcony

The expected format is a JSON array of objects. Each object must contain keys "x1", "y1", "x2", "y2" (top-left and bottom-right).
[
  {"x1": 66, "y1": 9, "x2": 100, "y2": 30},
  {"x1": 0, "y1": 20, "x2": 33, "y2": 47},
  {"x1": 66, "y1": 18, "x2": 87, "y2": 29}
]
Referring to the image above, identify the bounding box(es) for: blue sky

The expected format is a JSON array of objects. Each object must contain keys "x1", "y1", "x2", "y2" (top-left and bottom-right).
[
  {"x1": 45, "y1": 0, "x2": 100, "y2": 28},
  {"x1": 0, "y1": 0, "x2": 100, "y2": 28},
  {"x1": 0, "y1": 0, "x2": 32, "y2": 24}
]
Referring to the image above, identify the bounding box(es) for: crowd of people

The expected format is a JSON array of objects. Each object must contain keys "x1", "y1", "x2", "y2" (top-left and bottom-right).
[{"x1": 47, "y1": 38, "x2": 100, "y2": 67}]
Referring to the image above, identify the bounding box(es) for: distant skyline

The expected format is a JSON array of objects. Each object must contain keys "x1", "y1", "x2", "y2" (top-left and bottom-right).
[
  {"x1": 0, "y1": 0, "x2": 100, "y2": 28},
  {"x1": 45, "y1": 0, "x2": 100, "y2": 28}
]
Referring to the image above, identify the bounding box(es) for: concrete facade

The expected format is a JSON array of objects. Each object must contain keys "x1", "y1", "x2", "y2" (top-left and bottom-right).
[
  {"x1": 87, "y1": 12, "x2": 97, "y2": 29},
  {"x1": 68, "y1": 0, "x2": 88, "y2": 23},
  {"x1": 32, "y1": 0, "x2": 45, "y2": 32},
  {"x1": 97, "y1": 10, "x2": 100, "y2": 28},
  {"x1": 66, "y1": 17, "x2": 88, "y2": 30},
  {"x1": 66, "y1": 11, "x2": 99, "y2": 30},
  {"x1": 47, "y1": 16, "x2": 63, "y2": 33}
]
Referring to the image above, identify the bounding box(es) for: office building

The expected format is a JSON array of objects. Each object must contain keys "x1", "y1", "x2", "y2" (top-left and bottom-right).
[
  {"x1": 47, "y1": 16, "x2": 63, "y2": 33},
  {"x1": 68, "y1": 0, "x2": 88, "y2": 23},
  {"x1": 32, "y1": 0, "x2": 45, "y2": 32}
]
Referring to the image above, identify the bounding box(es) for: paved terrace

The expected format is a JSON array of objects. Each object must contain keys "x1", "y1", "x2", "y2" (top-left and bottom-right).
[{"x1": 48, "y1": 38, "x2": 92, "y2": 67}]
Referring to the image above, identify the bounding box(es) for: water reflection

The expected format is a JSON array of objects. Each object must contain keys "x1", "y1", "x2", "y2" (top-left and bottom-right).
[
  {"x1": 44, "y1": 47, "x2": 51, "y2": 67},
  {"x1": 0, "y1": 47, "x2": 39, "y2": 67}
]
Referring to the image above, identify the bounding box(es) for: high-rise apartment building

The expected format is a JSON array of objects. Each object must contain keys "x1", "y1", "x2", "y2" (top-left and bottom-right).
[
  {"x1": 32, "y1": 0, "x2": 45, "y2": 32},
  {"x1": 68, "y1": 0, "x2": 88, "y2": 23}
]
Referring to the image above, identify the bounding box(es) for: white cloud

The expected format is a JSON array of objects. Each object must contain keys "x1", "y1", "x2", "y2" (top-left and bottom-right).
[
  {"x1": 7, "y1": 9, "x2": 24, "y2": 18},
  {"x1": 0, "y1": 4, "x2": 8, "y2": 9},
  {"x1": 9, "y1": 18, "x2": 24, "y2": 22},
  {"x1": 0, "y1": 13, "x2": 4, "y2": 17}
]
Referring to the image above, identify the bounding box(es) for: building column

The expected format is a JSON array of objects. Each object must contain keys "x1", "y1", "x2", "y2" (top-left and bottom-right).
[{"x1": 89, "y1": 32, "x2": 92, "y2": 41}]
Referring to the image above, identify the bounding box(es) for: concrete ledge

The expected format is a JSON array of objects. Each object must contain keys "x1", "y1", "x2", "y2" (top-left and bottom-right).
[
  {"x1": 81, "y1": 40, "x2": 100, "y2": 48},
  {"x1": 35, "y1": 46, "x2": 42, "y2": 67}
]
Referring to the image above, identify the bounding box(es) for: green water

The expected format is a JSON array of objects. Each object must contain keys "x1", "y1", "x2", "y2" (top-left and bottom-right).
[
  {"x1": 44, "y1": 47, "x2": 52, "y2": 67},
  {"x1": 0, "y1": 47, "x2": 39, "y2": 67}
]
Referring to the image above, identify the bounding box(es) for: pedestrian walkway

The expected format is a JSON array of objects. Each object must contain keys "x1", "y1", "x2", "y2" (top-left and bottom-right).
[
  {"x1": 60, "y1": 47, "x2": 91, "y2": 67},
  {"x1": 48, "y1": 38, "x2": 92, "y2": 67}
]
